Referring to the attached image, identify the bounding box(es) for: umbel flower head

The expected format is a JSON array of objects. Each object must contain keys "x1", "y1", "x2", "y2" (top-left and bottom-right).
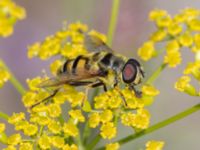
[
  {"x1": 0, "y1": 21, "x2": 162, "y2": 150},
  {"x1": 138, "y1": 8, "x2": 200, "y2": 96}
]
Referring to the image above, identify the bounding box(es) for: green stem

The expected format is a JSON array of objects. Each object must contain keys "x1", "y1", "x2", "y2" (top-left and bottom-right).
[
  {"x1": 145, "y1": 63, "x2": 167, "y2": 84},
  {"x1": 0, "y1": 59, "x2": 26, "y2": 95},
  {"x1": 0, "y1": 111, "x2": 9, "y2": 120},
  {"x1": 86, "y1": 135, "x2": 101, "y2": 150},
  {"x1": 96, "y1": 103, "x2": 200, "y2": 150},
  {"x1": 107, "y1": 0, "x2": 120, "y2": 46},
  {"x1": 77, "y1": 132, "x2": 85, "y2": 150}
]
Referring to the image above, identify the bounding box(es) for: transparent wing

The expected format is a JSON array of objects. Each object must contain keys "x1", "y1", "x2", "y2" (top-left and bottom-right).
[
  {"x1": 84, "y1": 34, "x2": 113, "y2": 53},
  {"x1": 38, "y1": 68, "x2": 103, "y2": 88}
]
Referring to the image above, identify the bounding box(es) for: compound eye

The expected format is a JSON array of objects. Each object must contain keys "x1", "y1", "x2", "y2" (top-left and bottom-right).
[{"x1": 122, "y1": 63, "x2": 137, "y2": 83}]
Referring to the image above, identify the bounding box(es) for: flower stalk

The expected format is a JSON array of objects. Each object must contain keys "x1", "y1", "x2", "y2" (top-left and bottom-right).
[{"x1": 0, "y1": 59, "x2": 26, "y2": 95}]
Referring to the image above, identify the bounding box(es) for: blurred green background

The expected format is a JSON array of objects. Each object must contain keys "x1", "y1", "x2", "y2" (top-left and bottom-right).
[{"x1": 0, "y1": 0, "x2": 200, "y2": 149}]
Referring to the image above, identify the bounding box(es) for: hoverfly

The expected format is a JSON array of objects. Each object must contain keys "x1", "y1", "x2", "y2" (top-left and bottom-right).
[{"x1": 31, "y1": 33, "x2": 144, "y2": 108}]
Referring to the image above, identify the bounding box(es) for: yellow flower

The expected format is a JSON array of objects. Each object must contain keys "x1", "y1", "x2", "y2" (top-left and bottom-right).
[
  {"x1": 94, "y1": 93, "x2": 109, "y2": 109},
  {"x1": 23, "y1": 124, "x2": 38, "y2": 136},
  {"x1": 168, "y1": 23, "x2": 182, "y2": 36},
  {"x1": 142, "y1": 85, "x2": 160, "y2": 96},
  {"x1": 22, "y1": 91, "x2": 37, "y2": 107},
  {"x1": 48, "y1": 120, "x2": 62, "y2": 134},
  {"x1": 62, "y1": 144, "x2": 78, "y2": 150},
  {"x1": 178, "y1": 32, "x2": 193, "y2": 47},
  {"x1": 121, "y1": 112, "x2": 135, "y2": 126},
  {"x1": 68, "y1": 22, "x2": 88, "y2": 33},
  {"x1": 38, "y1": 135, "x2": 51, "y2": 150},
  {"x1": 138, "y1": 41, "x2": 156, "y2": 61},
  {"x1": 100, "y1": 122, "x2": 116, "y2": 139},
  {"x1": 146, "y1": 140, "x2": 165, "y2": 150},
  {"x1": 0, "y1": 0, "x2": 26, "y2": 37},
  {"x1": 89, "y1": 112, "x2": 100, "y2": 128},
  {"x1": 0, "y1": 70, "x2": 10, "y2": 88},
  {"x1": 48, "y1": 103, "x2": 62, "y2": 118},
  {"x1": 184, "y1": 62, "x2": 200, "y2": 80},
  {"x1": 156, "y1": 16, "x2": 172, "y2": 28},
  {"x1": 188, "y1": 19, "x2": 200, "y2": 31},
  {"x1": 3, "y1": 145, "x2": 16, "y2": 150},
  {"x1": 69, "y1": 109, "x2": 85, "y2": 123},
  {"x1": 30, "y1": 113, "x2": 50, "y2": 126},
  {"x1": 164, "y1": 50, "x2": 182, "y2": 68},
  {"x1": 19, "y1": 142, "x2": 33, "y2": 150},
  {"x1": 7, "y1": 133, "x2": 21, "y2": 145},
  {"x1": 27, "y1": 42, "x2": 40, "y2": 58},
  {"x1": 149, "y1": 9, "x2": 168, "y2": 21},
  {"x1": 132, "y1": 109, "x2": 150, "y2": 129},
  {"x1": 26, "y1": 77, "x2": 44, "y2": 91},
  {"x1": 8, "y1": 112, "x2": 25, "y2": 125},
  {"x1": 175, "y1": 76, "x2": 197, "y2": 96},
  {"x1": 51, "y1": 136, "x2": 65, "y2": 148},
  {"x1": 194, "y1": 34, "x2": 200, "y2": 48},
  {"x1": 182, "y1": 8, "x2": 200, "y2": 20},
  {"x1": 67, "y1": 92, "x2": 85, "y2": 107},
  {"x1": 63, "y1": 123, "x2": 78, "y2": 137},
  {"x1": 50, "y1": 59, "x2": 63, "y2": 75},
  {"x1": 106, "y1": 143, "x2": 120, "y2": 150},
  {"x1": 0, "y1": 123, "x2": 5, "y2": 133},
  {"x1": 150, "y1": 29, "x2": 167, "y2": 42},
  {"x1": 88, "y1": 30, "x2": 107, "y2": 43},
  {"x1": 166, "y1": 40, "x2": 180, "y2": 53},
  {"x1": 100, "y1": 109, "x2": 113, "y2": 123},
  {"x1": 174, "y1": 13, "x2": 187, "y2": 23},
  {"x1": 175, "y1": 76, "x2": 191, "y2": 92}
]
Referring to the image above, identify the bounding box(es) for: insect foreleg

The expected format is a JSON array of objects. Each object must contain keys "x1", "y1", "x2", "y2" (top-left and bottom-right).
[
  {"x1": 129, "y1": 85, "x2": 142, "y2": 98},
  {"x1": 114, "y1": 86, "x2": 127, "y2": 107}
]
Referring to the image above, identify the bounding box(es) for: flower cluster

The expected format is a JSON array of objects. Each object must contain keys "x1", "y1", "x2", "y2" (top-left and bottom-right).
[
  {"x1": 138, "y1": 8, "x2": 200, "y2": 96},
  {"x1": 0, "y1": 0, "x2": 26, "y2": 37},
  {"x1": 0, "y1": 22, "x2": 163, "y2": 150}
]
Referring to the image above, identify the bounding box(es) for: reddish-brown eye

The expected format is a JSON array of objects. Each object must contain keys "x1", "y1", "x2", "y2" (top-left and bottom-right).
[{"x1": 122, "y1": 63, "x2": 137, "y2": 83}]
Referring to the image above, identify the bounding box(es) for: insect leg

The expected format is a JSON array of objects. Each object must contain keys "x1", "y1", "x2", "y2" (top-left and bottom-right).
[
  {"x1": 29, "y1": 89, "x2": 59, "y2": 110},
  {"x1": 81, "y1": 81, "x2": 107, "y2": 106},
  {"x1": 129, "y1": 85, "x2": 142, "y2": 98},
  {"x1": 114, "y1": 86, "x2": 127, "y2": 106},
  {"x1": 91, "y1": 81, "x2": 107, "y2": 92}
]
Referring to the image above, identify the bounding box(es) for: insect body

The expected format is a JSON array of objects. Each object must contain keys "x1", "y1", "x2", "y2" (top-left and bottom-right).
[{"x1": 37, "y1": 34, "x2": 144, "y2": 107}]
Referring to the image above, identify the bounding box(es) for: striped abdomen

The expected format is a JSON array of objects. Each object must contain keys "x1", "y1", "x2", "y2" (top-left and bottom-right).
[{"x1": 61, "y1": 55, "x2": 90, "y2": 75}]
